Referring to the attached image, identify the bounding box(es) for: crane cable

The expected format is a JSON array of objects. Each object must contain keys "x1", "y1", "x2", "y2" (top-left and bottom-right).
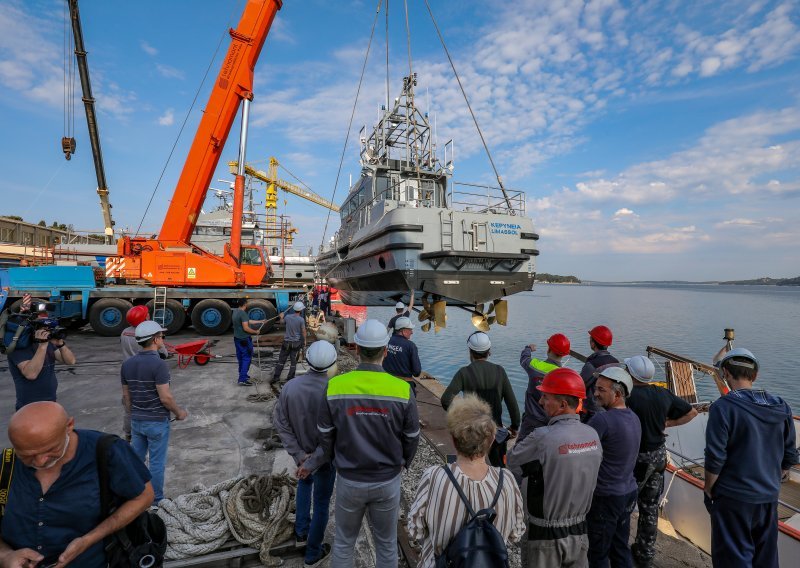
[
  {"x1": 63, "y1": 1, "x2": 76, "y2": 145},
  {"x1": 319, "y1": 0, "x2": 384, "y2": 255}
]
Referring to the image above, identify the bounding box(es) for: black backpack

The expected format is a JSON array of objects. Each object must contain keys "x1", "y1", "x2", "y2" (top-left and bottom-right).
[
  {"x1": 97, "y1": 434, "x2": 167, "y2": 568},
  {"x1": 434, "y1": 465, "x2": 509, "y2": 568}
]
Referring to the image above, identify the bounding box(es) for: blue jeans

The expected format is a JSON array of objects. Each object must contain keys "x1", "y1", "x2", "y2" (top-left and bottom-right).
[
  {"x1": 234, "y1": 337, "x2": 253, "y2": 383},
  {"x1": 131, "y1": 419, "x2": 171, "y2": 503},
  {"x1": 332, "y1": 474, "x2": 401, "y2": 568},
  {"x1": 587, "y1": 490, "x2": 637, "y2": 568},
  {"x1": 295, "y1": 464, "x2": 336, "y2": 563},
  {"x1": 710, "y1": 496, "x2": 778, "y2": 568}
]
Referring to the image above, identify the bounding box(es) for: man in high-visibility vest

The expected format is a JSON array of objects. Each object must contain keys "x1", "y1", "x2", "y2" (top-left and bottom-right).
[
  {"x1": 316, "y1": 319, "x2": 420, "y2": 567},
  {"x1": 517, "y1": 333, "x2": 570, "y2": 444}
]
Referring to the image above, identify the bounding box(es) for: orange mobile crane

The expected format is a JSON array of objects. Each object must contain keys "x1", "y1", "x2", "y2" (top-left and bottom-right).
[{"x1": 109, "y1": 0, "x2": 283, "y2": 288}]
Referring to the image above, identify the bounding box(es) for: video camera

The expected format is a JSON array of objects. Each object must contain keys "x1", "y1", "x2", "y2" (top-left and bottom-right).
[{"x1": 0, "y1": 302, "x2": 67, "y2": 355}]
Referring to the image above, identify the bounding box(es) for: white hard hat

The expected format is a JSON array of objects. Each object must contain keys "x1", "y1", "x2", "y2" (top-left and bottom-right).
[
  {"x1": 395, "y1": 302, "x2": 405, "y2": 310},
  {"x1": 624, "y1": 356, "x2": 656, "y2": 383},
  {"x1": 467, "y1": 331, "x2": 491, "y2": 353},
  {"x1": 598, "y1": 366, "x2": 633, "y2": 396},
  {"x1": 716, "y1": 347, "x2": 759, "y2": 371},
  {"x1": 134, "y1": 320, "x2": 167, "y2": 344},
  {"x1": 293, "y1": 301, "x2": 304, "y2": 312},
  {"x1": 306, "y1": 340, "x2": 338, "y2": 371},
  {"x1": 394, "y1": 317, "x2": 414, "y2": 331},
  {"x1": 354, "y1": 319, "x2": 391, "y2": 348}
]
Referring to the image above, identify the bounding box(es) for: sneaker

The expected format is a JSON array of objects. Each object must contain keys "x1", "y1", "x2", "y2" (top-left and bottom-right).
[
  {"x1": 295, "y1": 533, "x2": 308, "y2": 547},
  {"x1": 238, "y1": 380, "x2": 254, "y2": 387},
  {"x1": 304, "y1": 543, "x2": 331, "y2": 567}
]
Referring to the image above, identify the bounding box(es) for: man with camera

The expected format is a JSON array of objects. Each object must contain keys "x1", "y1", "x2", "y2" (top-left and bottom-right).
[{"x1": 6, "y1": 308, "x2": 76, "y2": 411}]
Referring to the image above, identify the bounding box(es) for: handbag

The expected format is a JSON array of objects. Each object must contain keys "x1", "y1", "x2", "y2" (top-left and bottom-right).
[{"x1": 96, "y1": 434, "x2": 167, "y2": 568}]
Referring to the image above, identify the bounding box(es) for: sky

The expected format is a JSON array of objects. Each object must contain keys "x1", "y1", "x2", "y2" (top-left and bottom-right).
[{"x1": 0, "y1": 0, "x2": 798, "y2": 281}]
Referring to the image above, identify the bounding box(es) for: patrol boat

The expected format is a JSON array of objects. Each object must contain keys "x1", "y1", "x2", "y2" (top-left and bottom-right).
[{"x1": 316, "y1": 74, "x2": 539, "y2": 330}]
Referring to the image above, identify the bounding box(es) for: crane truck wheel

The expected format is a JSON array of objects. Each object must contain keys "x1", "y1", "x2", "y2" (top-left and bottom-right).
[
  {"x1": 246, "y1": 300, "x2": 277, "y2": 333},
  {"x1": 191, "y1": 299, "x2": 232, "y2": 336},
  {"x1": 145, "y1": 299, "x2": 186, "y2": 336},
  {"x1": 89, "y1": 298, "x2": 133, "y2": 337}
]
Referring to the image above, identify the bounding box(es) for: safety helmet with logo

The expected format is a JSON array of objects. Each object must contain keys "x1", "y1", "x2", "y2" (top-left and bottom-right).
[
  {"x1": 598, "y1": 366, "x2": 633, "y2": 396},
  {"x1": 395, "y1": 301, "x2": 405, "y2": 310},
  {"x1": 293, "y1": 301, "x2": 305, "y2": 312},
  {"x1": 588, "y1": 325, "x2": 613, "y2": 347},
  {"x1": 716, "y1": 348, "x2": 759, "y2": 372},
  {"x1": 624, "y1": 355, "x2": 656, "y2": 383},
  {"x1": 394, "y1": 317, "x2": 414, "y2": 331},
  {"x1": 306, "y1": 340, "x2": 338, "y2": 371},
  {"x1": 134, "y1": 320, "x2": 167, "y2": 344},
  {"x1": 354, "y1": 319, "x2": 391, "y2": 348},
  {"x1": 546, "y1": 333, "x2": 571, "y2": 357},
  {"x1": 466, "y1": 331, "x2": 491, "y2": 353},
  {"x1": 536, "y1": 368, "x2": 586, "y2": 399},
  {"x1": 126, "y1": 305, "x2": 149, "y2": 327}
]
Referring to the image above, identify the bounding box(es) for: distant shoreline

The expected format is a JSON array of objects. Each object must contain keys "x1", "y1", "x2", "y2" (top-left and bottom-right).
[{"x1": 535, "y1": 275, "x2": 800, "y2": 286}]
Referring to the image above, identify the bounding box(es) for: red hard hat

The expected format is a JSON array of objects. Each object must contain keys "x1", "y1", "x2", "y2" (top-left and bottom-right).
[
  {"x1": 126, "y1": 305, "x2": 149, "y2": 327},
  {"x1": 537, "y1": 368, "x2": 586, "y2": 399},
  {"x1": 588, "y1": 325, "x2": 613, "y2": 347},
  {"x1": 546, "y1": 333, "x2": 571, "y2": 357}
]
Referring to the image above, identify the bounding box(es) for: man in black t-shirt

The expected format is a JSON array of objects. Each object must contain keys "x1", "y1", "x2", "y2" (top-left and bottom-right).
[{"x1": 624, "y1": 355, "x2": 698, "y2": 568}]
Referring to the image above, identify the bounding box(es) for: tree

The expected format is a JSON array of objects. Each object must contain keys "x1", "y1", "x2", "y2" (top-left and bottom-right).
[
  {"x1": 38, "y1": 220, "x2": 47, "y2": 227},
  {"x1": 1, "y1": 215, "x2": 23, "y2": 221}
]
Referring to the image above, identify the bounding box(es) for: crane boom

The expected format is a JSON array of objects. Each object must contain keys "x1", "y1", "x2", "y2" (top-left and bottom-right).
[
  {"x1": 230, "y1": 160, "x2": 340, "y2": 212},
  {"x1": 158, "y1": 0, "x2": 283, "y2": 242},
  {"x1": 66, "y1": 0, "x2": 115, "y2": 243}
]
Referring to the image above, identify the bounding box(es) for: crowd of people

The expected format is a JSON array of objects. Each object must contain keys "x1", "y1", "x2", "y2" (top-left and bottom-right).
[{"x1": 1, "y1": 292, "x2": 797, "y2": 568}]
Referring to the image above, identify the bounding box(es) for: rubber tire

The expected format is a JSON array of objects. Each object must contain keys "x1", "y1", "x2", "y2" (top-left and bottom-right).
[
  {"x1": 191, "y1": 299, "x2": 232, "y2": 336},
  {"x1": 89, "y1": 298, "x2": 133, "y2": 337},
  {"x1": 246, "y1": 300, "x2": 277, "y2": 333},
  {"x1": 194, "y1": 354, "x2": 210, "y2": 366},
  {"x1": 8, "y1": 297, "x2": 46, "y2": 314},
  {"x1": 145, "y1": 299, "x2": 186, "y2": 336}
]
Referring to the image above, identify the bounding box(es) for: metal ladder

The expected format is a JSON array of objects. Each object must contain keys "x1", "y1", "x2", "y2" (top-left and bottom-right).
[
  {"x1": 152, "y1": 287, "x2": 168, "y2": 326},
  {"x1": 441, "y1": 212, "x2": 454, "y2": 250}
]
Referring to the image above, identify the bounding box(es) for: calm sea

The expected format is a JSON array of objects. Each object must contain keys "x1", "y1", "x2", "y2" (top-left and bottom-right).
[{"x1": 367, "y1": 283, "x2": 800, "y2": 413}]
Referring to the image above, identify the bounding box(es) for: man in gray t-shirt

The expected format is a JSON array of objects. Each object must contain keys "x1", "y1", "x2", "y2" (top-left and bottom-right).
[
  {"x1": 272, "y1": 301, "x2": 307, "y2": 382},
  {"x1": 232, "y1": 298, "x2": 266, "y2": 387}
]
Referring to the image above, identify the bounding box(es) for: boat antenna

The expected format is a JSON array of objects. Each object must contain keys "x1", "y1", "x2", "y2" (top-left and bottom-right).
[
  {"x1": 421, "y1": 0, "x2": 513, "y2": 210},
  {"x1": 403, "y1": 0, "x2": 414, "y2": 81},
  {"x1": 320, "y1": 0, "x2": 384, "y2": 253}
]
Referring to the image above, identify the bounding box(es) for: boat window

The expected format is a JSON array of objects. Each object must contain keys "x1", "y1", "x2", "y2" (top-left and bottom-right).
[
  {"x1": 375, "y1": 176, "x2": 389, "y2": 201},
  {"x1": 241, "y1": 247, "x2": 262, "y2": 266}
]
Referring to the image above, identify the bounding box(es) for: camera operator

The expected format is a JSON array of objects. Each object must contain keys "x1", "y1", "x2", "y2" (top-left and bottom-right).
[{"x1": 7, "y1": 314, "x2": 76, "y2": 411}]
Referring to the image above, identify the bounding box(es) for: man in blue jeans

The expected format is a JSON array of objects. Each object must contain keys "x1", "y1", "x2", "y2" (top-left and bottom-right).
[
  {"x1": 121, "y1": 320, "x2": 188, "y2": 505},
  {"x1": 275, "y1": 341, "x2": 339, "y2": 566},
  {"x1": 231, "y1": 298, "x2": 266, "y2": 387}
]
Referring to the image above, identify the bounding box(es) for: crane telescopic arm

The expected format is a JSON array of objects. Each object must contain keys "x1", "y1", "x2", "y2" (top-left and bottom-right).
[{"x1": 66, "y1": 0, "x2": 115, "y2": 243}]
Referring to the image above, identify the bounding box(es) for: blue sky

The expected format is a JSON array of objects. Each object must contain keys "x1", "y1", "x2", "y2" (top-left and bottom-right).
[{"x1": 1, "y1": 0, "x2": 798, "y2": 281}]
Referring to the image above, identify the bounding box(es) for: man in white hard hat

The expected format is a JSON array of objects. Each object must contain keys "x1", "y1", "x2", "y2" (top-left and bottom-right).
[
  {"x1": 704, "y1": 348, "x2": 797, "y2": 567},
  {"x1": 274, "y1": 341, "x2": 338, "y2": 567},
  {"x1": 382, "y1": 317, "x2": 421, "y2": 397},
  {"x1": 624, "y1": 355, "x2": 697, "y2": 567},
  {"x1": 121, "y1": 320, "x2": 188, "y2": 505},
  {"x1": 273, "y1": 301, "x2": 307, "y2": 382},
  {"x1": 586, "y1": 366, "x2": 641, "y2": 567},
  {"x1": 317, "y1": 319, "x2": 420, "y2": 567},
  {"x1": 387, "y1": 289, "x2": 415, "y2": 332},
  {"x1": 441, "y1": 331, "x2": 520, "y2": 467}
]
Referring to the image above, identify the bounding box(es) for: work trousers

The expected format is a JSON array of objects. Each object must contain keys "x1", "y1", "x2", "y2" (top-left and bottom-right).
[
  {"x1": 631, "y1": 446, "x2": 667, "y2": 567},
  {"x1": 526, "y1": 534, "x2": 589, "y2": 568},
  {"x1": 295, "y1": 464, "x2": 336, "y2": 564},
  {"x1": 131, "y1": 419, "x2": 171, "y2": 503},
  {"x1": 332, "y1": 474, "x2": 401, "y2": 568},
  {"x1": 234, "y1": 336, "x2": 253, "y2": 383},
  {"x1": 710, "y1": 496, "x2": 778, "y2": 568},
  {"x1": 273, "y1": 340, "x2": 301, "y2": 381},
  {"x1": 587, "y1": 490, "x2": 637, "y2": 568}
]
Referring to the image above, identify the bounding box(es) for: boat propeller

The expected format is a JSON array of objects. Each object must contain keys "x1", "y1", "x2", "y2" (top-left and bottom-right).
[
  {"x1": 417, "y1": 293, "x2": 447, "y2": 333},
  {"x1": 470, "y1": 299, "x2": 508, "y2": 331}
]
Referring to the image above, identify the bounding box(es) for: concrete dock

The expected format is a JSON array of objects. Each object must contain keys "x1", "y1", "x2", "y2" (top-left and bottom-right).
[{"x1": 0, "y1": 327, "x2": 711, "y2": 567}]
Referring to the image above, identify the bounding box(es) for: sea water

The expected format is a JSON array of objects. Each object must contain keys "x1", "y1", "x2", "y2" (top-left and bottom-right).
[{"x1": 368, "y1": 283, "x2": 800, "y2": 413}]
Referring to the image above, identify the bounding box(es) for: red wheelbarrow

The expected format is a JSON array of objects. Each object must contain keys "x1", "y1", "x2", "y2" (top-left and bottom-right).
[{"x1": 165, "y1": 339, "x2": 216, "y2": 369}]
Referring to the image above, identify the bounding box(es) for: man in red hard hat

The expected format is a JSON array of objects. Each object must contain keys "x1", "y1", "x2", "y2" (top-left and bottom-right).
[
  {"x1": 517, "y1": 333, "x2": 571, "y2": 444},
  {"x1": 580, "y1": 325, "x2": 619, "y2": 421},
  {"x1": 508, "y1": 368, "x2": 603, "y2": 568}
]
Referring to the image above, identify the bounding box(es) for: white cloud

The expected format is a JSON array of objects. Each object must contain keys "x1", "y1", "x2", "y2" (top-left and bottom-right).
[
  {"x1": 700, "y1": 57, "x2": 722, "y2": 76},
  {"x1": 140, "y1": 41, "x2": 158, "y2": 56},
  {"x1": 715, "y1": 218, "x2": 761, "y2": 228},
  {"x1": 157, "y1": 108, "x2": 174, "y2": 126},
  {"x1": 155, "y1": 64, "x2": 185, "y2": 80}
]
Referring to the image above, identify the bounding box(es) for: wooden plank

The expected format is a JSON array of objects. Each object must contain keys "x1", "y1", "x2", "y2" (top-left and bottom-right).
[
  {"x1": 666, "y1": 361, "x2": 698, "y2": 404},
  {"x1": 415, "y1": 377, "x2": 456, "y2": 462}
]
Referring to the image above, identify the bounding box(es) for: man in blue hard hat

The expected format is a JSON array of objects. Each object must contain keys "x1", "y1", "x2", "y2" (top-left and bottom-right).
[
  {"x1": 316, "y1": 319, "x2": 419, "y2": 567},
  {"x1": 704, "y1": 347, "x2": 797, "y2": 567}
]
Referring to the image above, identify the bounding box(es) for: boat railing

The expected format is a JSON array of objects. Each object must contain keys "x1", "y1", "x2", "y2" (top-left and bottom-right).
[{"x1": 448, "y1": 181, "x2": 526, "y2": 216}]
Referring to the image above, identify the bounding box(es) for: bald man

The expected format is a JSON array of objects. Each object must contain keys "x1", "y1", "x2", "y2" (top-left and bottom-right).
[{"x1": 0, "y1": 402, "x2": 153, "y2": 567}]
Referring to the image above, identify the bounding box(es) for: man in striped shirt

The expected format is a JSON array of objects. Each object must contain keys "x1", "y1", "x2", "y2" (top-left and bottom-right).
[{"x1": 121, "y1": 321, "x2": 188, "y2": 505}]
